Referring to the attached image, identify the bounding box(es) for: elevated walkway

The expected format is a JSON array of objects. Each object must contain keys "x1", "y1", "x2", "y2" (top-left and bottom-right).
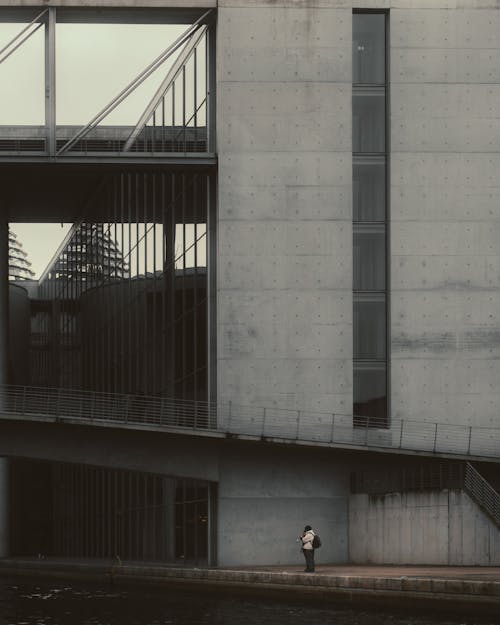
[{"x1": 1, "y1": 385, "x2": 499, "y2": 463}]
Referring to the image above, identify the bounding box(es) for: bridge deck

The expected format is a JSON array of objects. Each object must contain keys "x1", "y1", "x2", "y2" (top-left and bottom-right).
[{"x1": 0, "y1": 385, "x2": 498, "y2": 463}]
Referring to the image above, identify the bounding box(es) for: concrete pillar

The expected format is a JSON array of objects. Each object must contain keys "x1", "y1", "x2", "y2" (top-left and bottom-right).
[{"x1": 0, "y1": 220, "x2": 9, "y2": 557}]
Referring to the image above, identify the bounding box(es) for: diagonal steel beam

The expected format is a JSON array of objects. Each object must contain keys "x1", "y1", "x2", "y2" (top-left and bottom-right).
[
  {"x1": 0, "y1": 8, "x2": 48, "y2": 65},
  {"x1": 123, "y1": 24, "x2": 207, "y2": 152},
  {"x1": 57, "y1": 9, "x2": 213, "y2": 155}
]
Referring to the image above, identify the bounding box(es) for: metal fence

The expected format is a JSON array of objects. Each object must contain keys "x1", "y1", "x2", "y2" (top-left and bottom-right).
[{"x1": 0, "y1": 385, "x2": 499, "y2": 461}]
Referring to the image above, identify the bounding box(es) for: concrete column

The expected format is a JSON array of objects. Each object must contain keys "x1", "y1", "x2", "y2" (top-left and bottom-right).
[{"x1": 0, "y1": 221, "x2": 9, "y2": 557}]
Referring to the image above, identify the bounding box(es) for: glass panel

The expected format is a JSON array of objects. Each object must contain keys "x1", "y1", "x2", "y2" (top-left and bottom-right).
[
  {"x1": 353, "y1": 366, "x2": 387, "y2": 422},
  {"x1": 353, "y1": 161, "x2": 386, "y2": 221},
  {"x1": 353, "y1": 227, "x2": 386, "y2": 290},
  {"x1": 353, "y1": 13, "x2": 386, "y2": 84},
  {"x1": 353, "y1": 89, "x2": 385, "y2": 153},
  {"x1": 353, "y1": 297, "x2": 386, "y2": 359}
]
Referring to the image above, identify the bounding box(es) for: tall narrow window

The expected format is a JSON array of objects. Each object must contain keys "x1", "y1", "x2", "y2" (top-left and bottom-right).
[{"x1": 353, "y1": 12, "x2": 388, "y2": 427}]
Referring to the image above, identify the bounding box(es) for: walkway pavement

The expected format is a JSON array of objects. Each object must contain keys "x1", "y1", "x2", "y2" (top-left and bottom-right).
[{"x1": 0, "y1": 559, "x2": 499, "y2": 615}]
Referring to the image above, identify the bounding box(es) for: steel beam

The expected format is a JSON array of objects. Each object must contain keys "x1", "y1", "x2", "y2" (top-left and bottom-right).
[{"x1": 45, "y1": 8, "x2": 56, "y2": 156}]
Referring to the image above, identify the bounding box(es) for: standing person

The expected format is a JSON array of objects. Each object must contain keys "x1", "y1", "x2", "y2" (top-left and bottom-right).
[{"x1": 300, "y1": 524, "x2": 315, "y2": 572}]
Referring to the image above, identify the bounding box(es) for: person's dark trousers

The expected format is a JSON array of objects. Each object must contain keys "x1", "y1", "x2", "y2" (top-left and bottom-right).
[{"x1": 303, "y1": 549, "x2": 315, "y2": 572}]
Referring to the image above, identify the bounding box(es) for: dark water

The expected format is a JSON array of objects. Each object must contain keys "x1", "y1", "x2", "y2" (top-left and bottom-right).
[{"x1": 0, "y1": 578, "x2": 495, "y2": 625}]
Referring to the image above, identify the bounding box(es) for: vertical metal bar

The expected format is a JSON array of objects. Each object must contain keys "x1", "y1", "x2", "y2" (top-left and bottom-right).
[
  {"x1": 143, "y1": 174, "x2": 149, "y2": 394},
  {"x1": 152, "y1": 176, "x2": 157, "y2": 396},
  {"x1": 127, "y1": 175, "x2": 133, "y2": 393},
  {"x1": 182, "y1": 481, "x2": 187, "y2": 564},
  {"x1": 169, "y1": 173, "x2": 176, "y2": 398},
  {"x1": 120, "y1": 470, "x2": 125, "y2": 558},
  {"x1": 135, "y1": 175, "x2": 140, "y2": 393},
  {"x1": 107, "y1": 470, "x2": 112, "y2": 557},
  {"x1": 207, "y1": 25, "x2": 216, "y2": 153},
  {"x1": 399, "y1": 420, "x2": 404, "y2": 448},
  {"x1": 152, "y1": 476, "x2": 157, "y2": 560},
  {"x1": 206, "y1": 175, "x2": 216, "y2": 423},
  {"x1": 296, "y1": 410, "x2": 300, "y2": 439},
  {"x1": 161, "y1": 97, "x2": 165, "y2": 151},
  {"x1": 160, "y1": 173, "x2": 167, "y2": 394},
  {"x1": 181, "y1": 175, "x2": 187, "y2": 405},
  {"x1": 136, "y1": 473, "x2": 140, "y2": 559},
  {"x1": 128, "y1": 471, "x2": 133, "y2": 559},
  {"x1": 330, "y1": 413, "x2": 335, "y2": 443},
  {"x1": 467, "y1": 426, "x2": 472, "y2": 455},
  {"x1": 45, "y1": 7, "x2": 56, "y2": 155},
  {"x1": 433, "y1": 423, "x2": 438, "y2": 453},
  {"x1": 182, "y1": 66, "x2": 186, "y2": 150},
  {"x1": 172, "y1": 83, "x2": 176, "y2": 149},
  {"x1": 193, "y1": 176, "x2": 198, "y2": 419},
  {"x1": 100, "y1": 467, "x2": 105, "y2": 559},
  {"x1": 193, "y1": 46, "x2": 198, "y2": 146}
]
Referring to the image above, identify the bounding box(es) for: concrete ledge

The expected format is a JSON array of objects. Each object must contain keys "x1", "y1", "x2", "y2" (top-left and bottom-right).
[{"x1": 0, "y1": 560, "x2": 499, "y2": 615}]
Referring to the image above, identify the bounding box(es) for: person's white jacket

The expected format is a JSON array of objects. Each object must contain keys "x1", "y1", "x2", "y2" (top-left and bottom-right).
[{"x1": 301, "y1": 529, "x2": 315, "y2": 550}]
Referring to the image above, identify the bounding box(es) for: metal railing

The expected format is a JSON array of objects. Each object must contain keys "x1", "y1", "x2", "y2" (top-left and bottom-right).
[
  {"x1": 0, "y1": 385, "x2": 499, "y2": 461},
  {"x1": 464, "y1": 462, "x2": 500, "y2": 527}
]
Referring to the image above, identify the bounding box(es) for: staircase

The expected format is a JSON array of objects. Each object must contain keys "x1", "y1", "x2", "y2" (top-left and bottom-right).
[{"x1": 464, "y1": 462, "x2": 500, "y2": 527}]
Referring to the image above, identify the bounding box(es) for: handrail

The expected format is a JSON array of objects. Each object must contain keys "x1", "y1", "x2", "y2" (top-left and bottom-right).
[
  {"x1": 0, "y1": 384, "x2": 499, "y2": 461},
  {"x1": 464, "y1": 463, "x2": 500, "y2": 527}
]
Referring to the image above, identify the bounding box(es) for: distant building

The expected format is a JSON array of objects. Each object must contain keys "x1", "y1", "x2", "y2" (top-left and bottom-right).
[{"x1": 8, "y1": 229, "x2": 34, "y2": 280}]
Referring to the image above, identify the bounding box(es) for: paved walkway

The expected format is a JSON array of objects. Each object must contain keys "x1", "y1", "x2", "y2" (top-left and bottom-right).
[
  {"x1": 0, "y1": 559, "x2": 498, "y2": 615},
  {"x1": 245, "y1": 563, "x2": 500, "y2": 580}
]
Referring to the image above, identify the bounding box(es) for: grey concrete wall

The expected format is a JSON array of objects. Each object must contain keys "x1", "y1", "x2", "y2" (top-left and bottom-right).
[
  {"x1": 216, "y1": 4, "x2": 352, "y2": 422},
  {"x1": 390, "y1": 7, "x2": 500, "y2": 429},
  {"x1": 349, "y1": 489, "x2": 500, "y2": 565},
  {"x1": 218, "y1": 444, "x2": 350, "y2": 566}
]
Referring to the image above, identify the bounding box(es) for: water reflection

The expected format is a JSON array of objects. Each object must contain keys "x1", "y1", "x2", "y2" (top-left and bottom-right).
[{"x1": 0, "y1": 579, "x2": 495, "y2": 625}]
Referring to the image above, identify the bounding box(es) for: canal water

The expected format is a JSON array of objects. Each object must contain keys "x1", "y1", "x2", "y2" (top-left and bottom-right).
[{"x1": 0, "y1": 578, "x2": 495, "y2": 625}]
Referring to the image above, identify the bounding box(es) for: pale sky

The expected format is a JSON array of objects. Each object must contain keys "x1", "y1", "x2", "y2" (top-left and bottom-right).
[
  {"x1": 12, "y1": 223, "x2": 72, "y2": 279},
  {"x1": 0, "y1": 22, "x2": 189, "y2": 125}
]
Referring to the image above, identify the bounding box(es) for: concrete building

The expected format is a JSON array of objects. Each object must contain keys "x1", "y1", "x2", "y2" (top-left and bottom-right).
[{"x1": 0, "y1": 0, "x2": 499, "y2": 567}]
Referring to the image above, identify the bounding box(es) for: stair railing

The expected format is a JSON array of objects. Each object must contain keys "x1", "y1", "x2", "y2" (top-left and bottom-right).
[{"x1": 464, "y1": 462, "x2": 500, "y2": 527}]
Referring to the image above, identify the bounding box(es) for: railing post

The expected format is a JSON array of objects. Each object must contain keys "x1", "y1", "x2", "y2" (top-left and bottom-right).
[
  {"x1": 296, "y1": 410, "x2": 300, "y2": 440},
  {"x1": 124, "y1": 395, "x2": 129, "y2": 424},
  {"x1": 330, "y1": 413, "x2": 335, "y2": 443},
  {"x1": 262, "y1": 407, "x2": 266, "y2": 438},
  {"x1": 467, "y1": 426, "x2": 472, "y2": 455},
  {"x1": 365, "y1": 416, "x2": 370, "y2": 445},
  {"x1": 22, "y1": 385, "x2": 26, "y2": 415},
  {"x1": 399, "y1": 419, "x2": 404, "y2": 448},
  {"x1": 227, "y1": 401, "x2": 232, "y2": 433},
  {"x1": 433, "y1": 423, "x2": 438, "y2": 453}
]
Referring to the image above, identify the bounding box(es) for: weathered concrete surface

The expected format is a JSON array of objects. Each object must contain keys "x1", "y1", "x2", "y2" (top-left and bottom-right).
[
  {"x1": 390, "y1": 7, "x2": 500, "y2": 428},
  {"x1": 217, "y1": 443, "x2": 350, "y2": 566},
  {"x1": 0, "y1": 559, "x2": 499, "y2": 615},
  {"x1": 217, "y1": 5, "x2": 352, "y2": 421},
  {"x1": 350, "y1": 490, "x2": 500, "y2": 566}
]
